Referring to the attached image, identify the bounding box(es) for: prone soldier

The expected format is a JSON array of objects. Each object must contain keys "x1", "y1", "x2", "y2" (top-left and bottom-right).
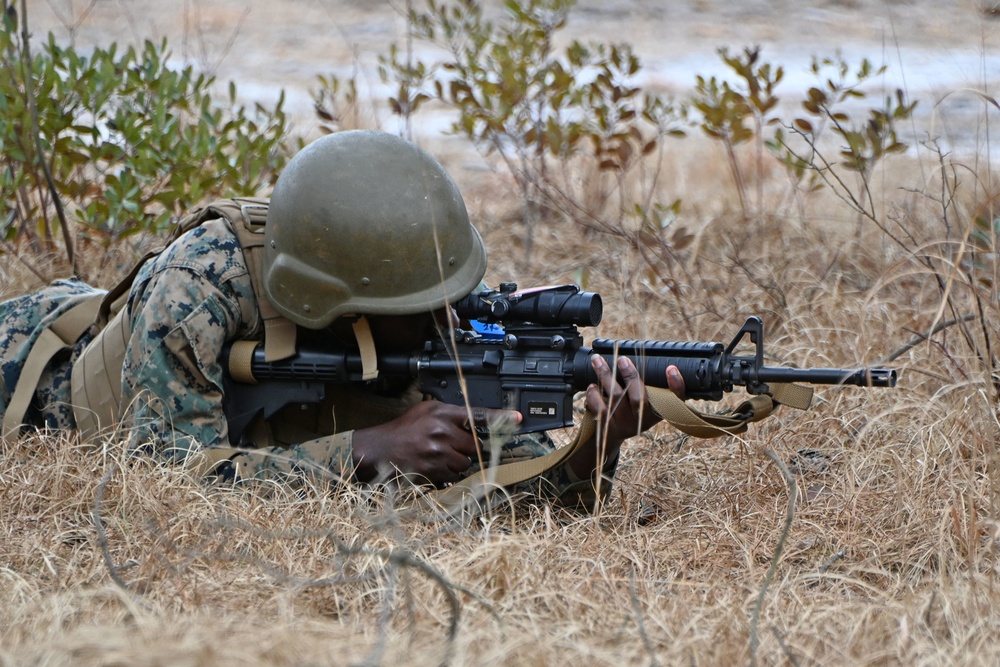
[{"x1": 0, "y1": 130, "x2": 685, "y2": 511}]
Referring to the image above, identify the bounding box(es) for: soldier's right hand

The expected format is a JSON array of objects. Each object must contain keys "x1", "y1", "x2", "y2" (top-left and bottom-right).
[{"x1": 350, "y1": 401, "x2": 522, "y2": 485}]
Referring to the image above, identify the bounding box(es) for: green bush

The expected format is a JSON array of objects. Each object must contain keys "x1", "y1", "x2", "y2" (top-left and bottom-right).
[
  {"x1": 1, "y1": 7, "x2": 294, "y2": 277},
  {"x1": 373, "y1": 0, "x2": 689, "y2": 266}
]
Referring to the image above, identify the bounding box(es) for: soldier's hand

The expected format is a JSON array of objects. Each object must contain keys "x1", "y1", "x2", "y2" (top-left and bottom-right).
[
  {"x1": 585, "y1": 355, "x2": 685, "y2": 445},
  {"x1": 351, "y1": 401, "x2": 521, "y2": 485}
]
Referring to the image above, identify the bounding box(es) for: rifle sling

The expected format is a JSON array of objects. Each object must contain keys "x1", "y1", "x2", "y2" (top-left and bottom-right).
[
  {"x1": 351, "y1": 316, "x2": 379, "y2": 381},
  {"x1": 768, "y1": 381, "x2": 813, "y2": 410},
  {"x1": 428, "y1": 406, "x2": 600, "y2": 509},
  {"x1": 425, "y1": 382, "x2": 810, "y2": 510}
]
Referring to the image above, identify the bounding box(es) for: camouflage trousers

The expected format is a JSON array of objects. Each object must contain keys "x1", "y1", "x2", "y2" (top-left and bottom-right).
[{"x1": 0, "y1": 278, "x2": 103, "y2": 432}]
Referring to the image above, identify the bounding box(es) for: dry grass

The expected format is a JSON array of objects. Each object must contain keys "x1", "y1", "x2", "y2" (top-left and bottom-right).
[{"x1": 5, "y1": 138, "x2": 1000, "y2": 666}]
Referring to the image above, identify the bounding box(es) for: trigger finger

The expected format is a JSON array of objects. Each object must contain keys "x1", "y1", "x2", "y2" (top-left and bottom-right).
[{"x1": 464, "y1": 407, "x2": 522, "y2": 432}]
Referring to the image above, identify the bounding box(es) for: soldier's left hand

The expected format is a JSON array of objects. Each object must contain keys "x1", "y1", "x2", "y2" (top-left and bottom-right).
[{"x1": 584, "y1": 355, "x2": 685, "y2": 445}]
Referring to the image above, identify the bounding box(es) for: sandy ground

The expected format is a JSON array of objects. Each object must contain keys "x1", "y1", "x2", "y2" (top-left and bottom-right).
[{"x1": 19, "y1": 0, "x2": 1000, "y2": 151}]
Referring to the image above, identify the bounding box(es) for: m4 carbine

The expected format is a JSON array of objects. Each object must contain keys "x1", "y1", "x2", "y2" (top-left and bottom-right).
[{"x1": 222, "y1": 283, "x2": 896, "y2": 444}]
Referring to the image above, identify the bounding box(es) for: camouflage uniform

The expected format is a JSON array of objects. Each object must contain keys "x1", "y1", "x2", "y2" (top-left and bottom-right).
[{"x1": 1, "y1": 217, "x2": 614, "y2": 507}]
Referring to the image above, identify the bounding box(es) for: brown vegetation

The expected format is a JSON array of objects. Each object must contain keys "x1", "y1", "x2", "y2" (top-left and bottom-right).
[
  {"x1": 4, "y1": 136, "x2": 1000, "y2": 664},
  {"x1": 4, "y1": 1, "x2": 1000, "y2": 665}
]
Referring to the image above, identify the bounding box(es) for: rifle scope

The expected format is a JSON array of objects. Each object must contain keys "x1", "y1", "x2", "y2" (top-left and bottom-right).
[{"x1": 454, "y1": 283, "x2": 602, "y2": 327}]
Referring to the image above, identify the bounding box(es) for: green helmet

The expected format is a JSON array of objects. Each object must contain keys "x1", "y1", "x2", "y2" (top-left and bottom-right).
[{"x1": 263, "y1": 130, "x2": 488, "y2": 329}]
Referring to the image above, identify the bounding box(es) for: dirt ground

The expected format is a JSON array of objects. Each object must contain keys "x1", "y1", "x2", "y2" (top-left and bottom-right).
[{"x1": 20, "y1": 0, "x2": 1000, "y2": 148}]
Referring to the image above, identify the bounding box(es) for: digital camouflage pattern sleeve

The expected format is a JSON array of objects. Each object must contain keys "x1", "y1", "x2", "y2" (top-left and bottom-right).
[{"x1": 120, "y1": 218, "x2": 257, "y2": 458}]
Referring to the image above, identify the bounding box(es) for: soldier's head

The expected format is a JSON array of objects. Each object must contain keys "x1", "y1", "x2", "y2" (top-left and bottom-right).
[{"x1": 262, "y1": 130, "x2": 487, "y2": 330}]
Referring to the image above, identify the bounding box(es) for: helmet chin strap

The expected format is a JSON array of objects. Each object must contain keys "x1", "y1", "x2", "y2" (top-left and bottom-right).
[
  {"x1": 351, "y1": 315, "x2": 380, "y2": 381},
  {"x1": 263, "y1": 316, "x2": 297, "y2": 362}
]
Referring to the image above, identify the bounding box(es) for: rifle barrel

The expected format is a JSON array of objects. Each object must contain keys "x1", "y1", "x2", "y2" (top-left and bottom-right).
[{"x1": 757, "y1": 366, "x2": 897, "y2": 387}]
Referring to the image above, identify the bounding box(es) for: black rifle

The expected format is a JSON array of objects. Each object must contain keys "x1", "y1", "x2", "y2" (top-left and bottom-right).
[{"x1": 222, "y1": 283, "x2": 896, "y2": 444}]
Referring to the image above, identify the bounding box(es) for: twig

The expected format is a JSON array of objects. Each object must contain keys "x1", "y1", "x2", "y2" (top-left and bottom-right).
[
  {"x1": 770, "y1": 626, "x2": 801, "y2": 667},
  {"x1": 878, "y1": 315, "x2": 977, "y2": 363},
  {"x1": 972, "y1": 291, "x2": 1000, "y2": 403},
  {"x1": 42, "y1": 0, "x2": 98, "y2": 42},
  {"x1": 209, "y1": 515, "x2": 504, "y2": 667},
  {"x1": 356, "y1": 547, "x2": 400, "y2": 667},
  {"x1": 818, "y1": 549, "x2": 847, "y2": 574},
  {"x1": 19, "y1": 0, "x2": 76, "y2": 275},
  {"x1": 749, "y1": 449, "x2": 796, "y2": 667},
  {"x1": 629, "y1": 565, "x2": 661, "y2": 667},
  {"x1": 13, "y1": 249, "x2": 47, "y2": 282},
  {"x1": 198, "y1": 6, "x2": 250, "y2": 79},
  {"x1": 359, "y1": 488, "x2": 412, "y2": 667},
  {"x1": 92, "y1": 465, "x2": 134, "y2": 594},
  {"x1": 922, "y1": 589, "x2": 938, "y2": 630},
  {"x1": 116, "y1": 0, "x2": 139, "y2": 45}
]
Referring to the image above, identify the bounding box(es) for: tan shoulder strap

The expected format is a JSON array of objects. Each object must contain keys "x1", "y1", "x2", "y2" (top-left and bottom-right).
[
  {"x1": 3, "y1": 294, "x2": 103, "y2": 442},
  {"x1": 224, "y1": 199, "x2": 296, "y2": 362},
  {"x1": 70, "y1": 304, "x2": 132, "y2": 441}
]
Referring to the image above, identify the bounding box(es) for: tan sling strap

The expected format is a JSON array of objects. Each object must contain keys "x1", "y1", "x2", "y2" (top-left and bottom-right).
[
  {"x1": 651, "y1": 381, "x2": 812, "y2": 439},
  {"x1": 766, "y1": 381, "x2": 813, "y2": 410},
  {"x1": 3, "y1": 294, "x2": 103, "y2": 442},
  {"x1": 429, "y1": 415, "x2": 594, "y2": 508},
  {"x1": 425, "y1": 382, "x2": 811, "y2": 509}
]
